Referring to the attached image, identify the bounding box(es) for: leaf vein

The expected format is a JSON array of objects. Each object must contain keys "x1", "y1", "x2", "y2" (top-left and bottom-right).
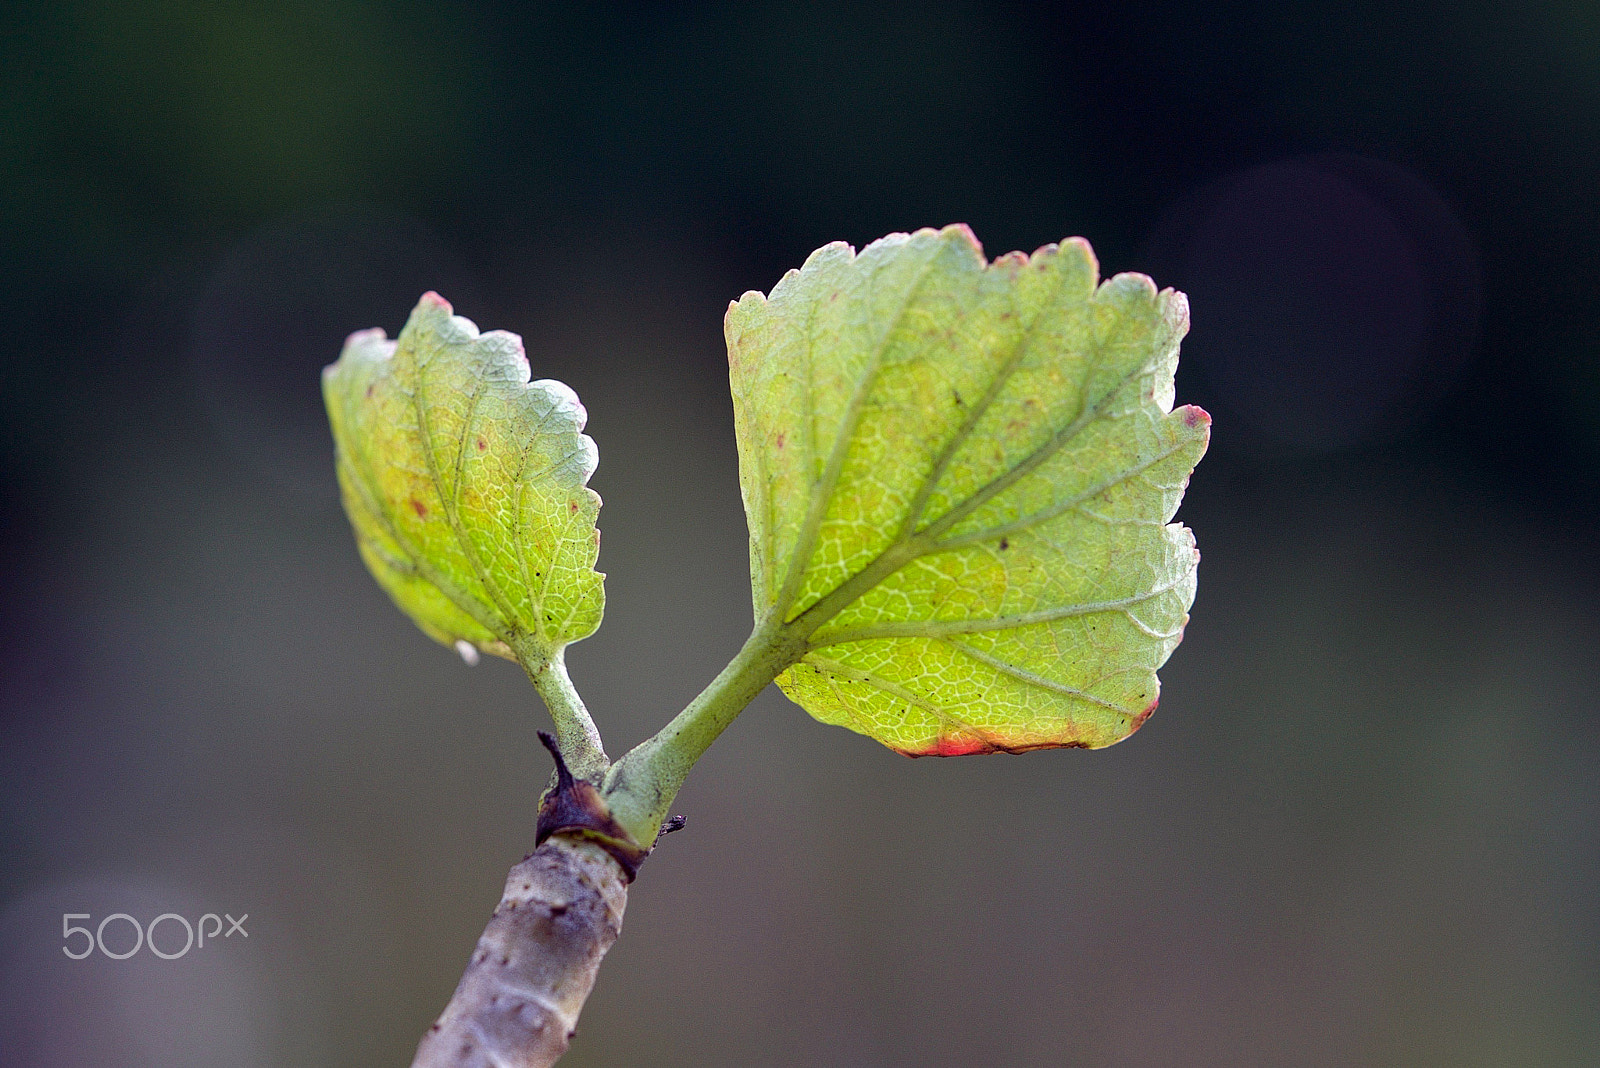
[
  {"x1": 773, "y1": 243, "x2": 945, "y2": 620},
  {"x1": 920, "y1": 300, "x2": 1165, "y2": 542},
  {"x1": 938, "y1": 638, "x2": 1134, "y2": 716},
  {"x1": 933, "y1": 432, "x2": 1194, "y2": 550},
  {"x1": 409, "y1": 339, "x2": 526, "y2": 639},
  {"x1": 900, "y1": 251, "x2": 1076, "y2": 538}
]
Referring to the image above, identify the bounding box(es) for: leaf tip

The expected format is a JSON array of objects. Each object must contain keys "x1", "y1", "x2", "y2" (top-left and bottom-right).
[
  {"x1": 727, "y1": 290, "x2": 769, "y2": 322},
  {"x1": 1181, "y1": 404, "x2": 1211, "y2": 430},
  {"x1": 1057, "y1": 234, "x2": 1099, "y2": 273},
  {"x1": 1161, "y1": 286, "x2": 1191, "y2": 334},
  {"x1": 342, "y1": 325, "x2": 389, "y2": 348},
  {"x1": 418, "y1": 290, "x2": 453, "y2": 313},
  {"x1": 863, "y1": 223, "x2": 986, "y2": 264},
  {"x1": 802, "y1": 240, "x2": 857, "y2": 272},
  {"x1": 938, "y1": 222, "x2": 985, "y2": 258},
  {"x1": 1105, "y1": 270, "x2": 1160, "y2": 301}
]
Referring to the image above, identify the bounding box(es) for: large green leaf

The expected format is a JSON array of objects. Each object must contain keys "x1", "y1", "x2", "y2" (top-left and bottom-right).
[
  {"x1": 727, "y1": 226, "x2": 1208, "y2": 755},
  {"x1": 323, "y1": 292, "x2": 604, "y2": 668}
]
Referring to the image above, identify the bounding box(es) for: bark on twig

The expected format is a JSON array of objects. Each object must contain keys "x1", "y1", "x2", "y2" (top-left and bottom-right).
[{"x1": 410, "y1": 835, "x2": 628, "y2": 1068}]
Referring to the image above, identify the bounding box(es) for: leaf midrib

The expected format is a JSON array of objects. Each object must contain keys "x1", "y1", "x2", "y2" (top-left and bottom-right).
[
  {"x1": 770, "y1": 241, "x2": 946, "y2": 624},
  {"x1": 782, "y1": 286, "x2": 1174, "y2": 644},
  {"x1": 897, "y1": 250, "x2": 1077, "y2": 541},
  {"x1": 410, "y1": 339, "x2": 531, "y2": 647}
]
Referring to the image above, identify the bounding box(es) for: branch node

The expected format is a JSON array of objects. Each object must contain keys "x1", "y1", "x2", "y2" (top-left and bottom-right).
[{"x1": 536, "y1": 732, "x2": 649, "y2": 881}]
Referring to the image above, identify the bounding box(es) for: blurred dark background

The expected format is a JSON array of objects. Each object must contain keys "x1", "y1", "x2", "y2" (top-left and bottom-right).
[{"x1": 2, "y1": 2, "x2": 1597, "y2": 1065}]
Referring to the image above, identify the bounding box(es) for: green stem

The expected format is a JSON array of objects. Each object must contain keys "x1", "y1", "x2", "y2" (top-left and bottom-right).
[
  {"x1": 602, "y1": 619, "x2": 808, "y2": 848},
  {"x1": 600, "y1": 536, "x2": 937, "y2": 848},
  {"x1": 523, "y1": 646, "x2": 610, "y2": 782}
]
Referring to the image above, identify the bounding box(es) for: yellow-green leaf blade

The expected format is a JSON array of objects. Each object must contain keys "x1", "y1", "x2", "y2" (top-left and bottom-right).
[
  {"x1": 323, "y1": 293, "x2": 604, "y2": 667},
  {"x1": 727, "y1": 226, "x2": 1208, "y2": 755}
]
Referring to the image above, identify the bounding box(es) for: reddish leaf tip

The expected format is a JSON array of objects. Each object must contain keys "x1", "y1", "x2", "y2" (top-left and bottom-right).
[{"x1": 940, "y1": 222, "x2": 984, "y2": 257}]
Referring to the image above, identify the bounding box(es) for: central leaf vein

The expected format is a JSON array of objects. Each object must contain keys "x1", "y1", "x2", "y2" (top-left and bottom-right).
[{"x1": 773, "y1": 245, "x2": 945, "y2": 622}]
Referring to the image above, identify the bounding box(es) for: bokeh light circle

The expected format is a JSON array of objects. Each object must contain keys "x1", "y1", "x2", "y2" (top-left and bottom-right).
[{"x1": 1146, "y1": 154, "x2": 1481, "y2": 452}]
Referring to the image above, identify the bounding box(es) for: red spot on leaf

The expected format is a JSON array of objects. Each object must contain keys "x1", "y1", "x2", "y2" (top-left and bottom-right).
[
  {"x1": 568, "y1": 501, "x2": 579, "y2": 513},
  {"x1": 1182, "y1": 405, "x2": 1211, "y2": 429},
  {"x1": 411, "y1": 499, "x2": 428, "y2": 517},
  {"x1": 476, "y1": 437, "x2": 487, "y2": 451},
  {"x1": 932, "y1": 735, "x2": 997, "y2": 757},
  {"x1": 776, "y1": 432, "x2": 786, "y2": 449},
  {"x1": 1129, "y1": 697, "x2": 1159, "y2": 733},
  {"x1": 898, "y1": 730, "x2": 1110, "y2": 757}
]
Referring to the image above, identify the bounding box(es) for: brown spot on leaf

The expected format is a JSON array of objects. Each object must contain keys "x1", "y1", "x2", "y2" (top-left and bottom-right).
[
  {"x1": 410, "y1": 499, "x2": 427, "y2": 517},
  {"x1": 477, "y1": 437, "x2": 487, "y2": 450},
  {"x1": 568, "y1": 501, "x2": 579, "y2": 513},
  {"x1": 365, "y1": 384, "x2": 374, "y2": 399},
  {"x1": 999, "y1": 537, "x2": 1009, "y2": 550},
  {"x1": 776, "y1": 432, "x2": 786, "y2": 449}
]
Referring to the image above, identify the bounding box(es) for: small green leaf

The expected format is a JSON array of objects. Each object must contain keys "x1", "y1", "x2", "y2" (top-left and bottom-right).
[
  {"x1": 727, "y1": 226, "x2": 1208, "y2": 755},
  {"x1": 323, "y1": 292, "x2": 604, "y2": 669}
]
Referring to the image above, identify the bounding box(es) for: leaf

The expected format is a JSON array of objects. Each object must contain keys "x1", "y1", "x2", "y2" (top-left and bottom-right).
[
  {"x1": 726, "y1": 226, "x2": 1208, "y2": 755},
  {"x1": 323, "y1": 292, "x2": 604, "y2": 667}
]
